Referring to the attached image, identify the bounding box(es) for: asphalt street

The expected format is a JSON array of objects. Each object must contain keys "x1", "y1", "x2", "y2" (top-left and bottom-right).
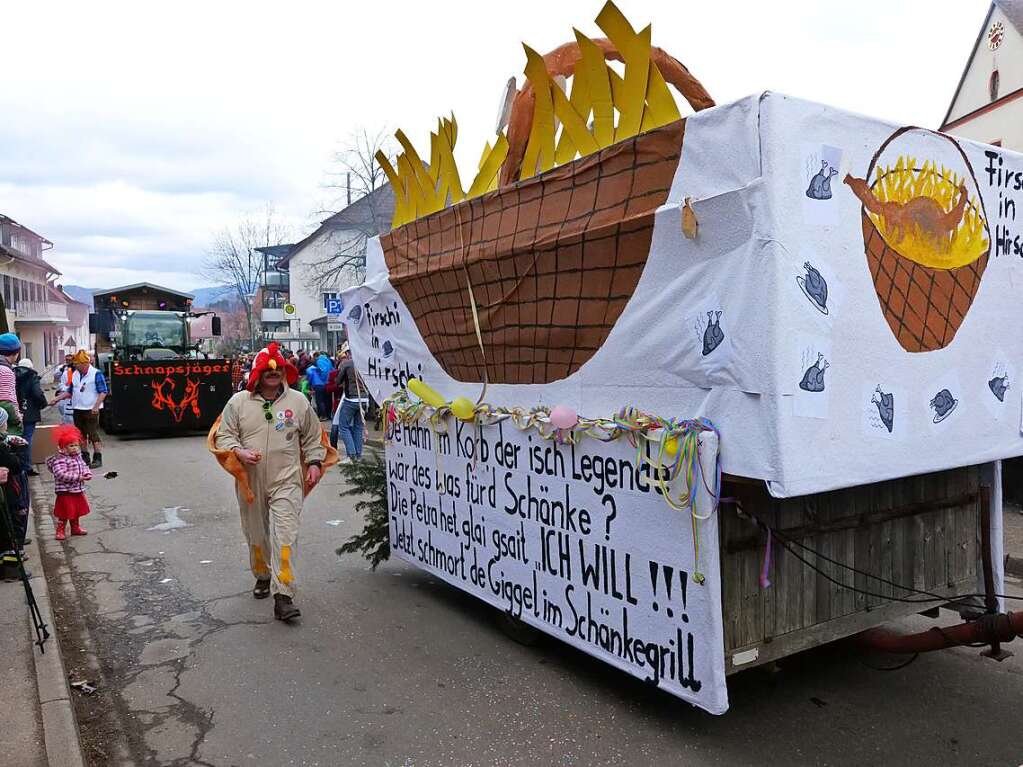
[{"x1": 36, "y1": 433, "x2": 1023, "y2": 767}]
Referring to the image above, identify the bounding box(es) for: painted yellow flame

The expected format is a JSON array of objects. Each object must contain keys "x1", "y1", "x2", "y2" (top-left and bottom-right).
[{"x1": 869, "y1": 155, "x2": 989, "y2": 270}]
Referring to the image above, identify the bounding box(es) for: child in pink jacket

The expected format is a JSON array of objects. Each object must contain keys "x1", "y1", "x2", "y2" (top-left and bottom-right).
[{"x1": 45, "y1": 425, "x2": 93, "y2": 540}]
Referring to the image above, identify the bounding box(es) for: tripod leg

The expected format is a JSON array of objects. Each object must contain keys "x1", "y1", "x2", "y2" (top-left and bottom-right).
[{"x1": 0, "y1": 500, "x2": 49, "y2": 652}]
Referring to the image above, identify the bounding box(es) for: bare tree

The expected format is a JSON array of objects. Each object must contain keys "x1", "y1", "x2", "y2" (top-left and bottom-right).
[
  {"x1": 304, "y1": 128, "x2": 396, "y2": 291},
  {"x1": 316, "y1": 127, "x2": 395, "y2": 216},
  {"x1": 202, "y1": 204, "x2": 290, "y2": 350}
]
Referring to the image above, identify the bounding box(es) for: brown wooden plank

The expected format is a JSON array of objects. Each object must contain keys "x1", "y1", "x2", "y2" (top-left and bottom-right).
[
  {"x1": 739, "y1": 528, "x2": 761, "y2": 648},
  {"x1": 892, "y1": 478, "x2": 909, "y2": 600},
  {"x1": 776, "y1": 499, "x2": 802, "y2": 634},
  {"x1": 720, "y1": 506, "x2": 743, "y2": 651},
  {"x1": 879, "y1": 516, "x2": 894, "y2": 602},
  {"x1": 854, "y1": 483, "x2": 870, "y2": 612},
  {"x1": 800, "y1": 497, "x2": 817, "y2": 630},
  {"x1": 812, "y1": 495, "x2": 833, "y2": 626},
  {"x1": 761, "y1": 503, "x2": 778, "y2": 641}
]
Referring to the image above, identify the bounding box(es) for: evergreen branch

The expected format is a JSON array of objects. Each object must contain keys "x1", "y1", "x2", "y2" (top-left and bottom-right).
[{"x1": 336, "y1": 453, "x2": 391, "y2": 570}]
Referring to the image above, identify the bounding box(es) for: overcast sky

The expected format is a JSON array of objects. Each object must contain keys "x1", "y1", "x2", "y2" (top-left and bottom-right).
[{"x1": 0, "y1": 0, "x2": 989, "y2": 291}]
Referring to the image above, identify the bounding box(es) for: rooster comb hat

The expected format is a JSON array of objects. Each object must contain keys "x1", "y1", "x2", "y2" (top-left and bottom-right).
[{"x1": 246, "y1": 342, "x2": 298, "y2": 391}]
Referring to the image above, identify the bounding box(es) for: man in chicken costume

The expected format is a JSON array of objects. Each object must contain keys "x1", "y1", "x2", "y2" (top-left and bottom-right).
[{"x1": 211, "y1": 342, "x2": 335, "y2": 621}]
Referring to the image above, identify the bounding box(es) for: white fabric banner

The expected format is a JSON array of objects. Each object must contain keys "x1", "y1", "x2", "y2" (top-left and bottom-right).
[{"x1": 385, "y1": 417, "x2": 728, "y2": 713}]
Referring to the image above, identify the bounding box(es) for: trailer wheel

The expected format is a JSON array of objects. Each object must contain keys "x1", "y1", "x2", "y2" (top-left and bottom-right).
[{"x1": 496, "y1": 610, "x2": 543, "y2": 647}]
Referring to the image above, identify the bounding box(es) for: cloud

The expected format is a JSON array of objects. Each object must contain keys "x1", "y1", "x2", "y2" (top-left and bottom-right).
[
  {"x1": 0, "y1": 114, "x2": 289, "y2": 199},
  {"x1": 0, "y1": 181, "x2": 301, "y2": 290}
]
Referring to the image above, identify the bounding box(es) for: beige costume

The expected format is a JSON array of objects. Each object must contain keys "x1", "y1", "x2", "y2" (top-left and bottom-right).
[{"x1": 215, "y1": 386, "x2": 326, "y2": 597}]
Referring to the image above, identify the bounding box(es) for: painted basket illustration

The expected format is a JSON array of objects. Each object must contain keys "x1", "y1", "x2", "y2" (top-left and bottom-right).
[
  {"x1": 381, "y1": 119, "x2": 686, "y2": 384},
  {"x1": 846, "y1": 127, "x2": 991, "y2": 353}
]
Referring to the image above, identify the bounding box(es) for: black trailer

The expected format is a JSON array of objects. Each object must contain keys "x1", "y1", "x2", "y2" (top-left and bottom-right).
[
  {"x1": 102, "y1": 359, "x2": 232, "y2": 433},
  {"x1": 88, "y1": 282, "x2": 231, "y2": 434}
]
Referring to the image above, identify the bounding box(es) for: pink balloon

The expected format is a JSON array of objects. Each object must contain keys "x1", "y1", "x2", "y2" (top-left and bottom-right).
[{"x1": 549, "y1": 405, "x2": 578, "y2": 430}]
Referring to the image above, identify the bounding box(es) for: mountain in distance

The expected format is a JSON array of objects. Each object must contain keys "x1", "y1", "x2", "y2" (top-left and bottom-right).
[
  {"x1": 192, "y1": 287, "x2": 240, "y2": 308},
  {"x1": 61, "y1": 285, "x2": 240, "y2": 309},
  {"x1": 61, "y1": 285, "x2": 97, "y2": 306}
]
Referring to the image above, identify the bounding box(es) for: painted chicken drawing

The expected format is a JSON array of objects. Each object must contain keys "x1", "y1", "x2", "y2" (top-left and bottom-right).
[
  {"x1": 702, "y1": 311, "x2": 724, "y2": 356},
  {"x1": 989, "y1": 375, "x2": 1010, "y2": 403},
  {"x1": 930, "y1": 388, "x2": 958, "y2": 423},
  {"x1": 845, "y1": 173, "x2": 968, "y2": 253},
  {"x1": 871, "y1": 385, "x2": 894, "y2": 433},
  {"x1": 798, "y1": 353, "x2": 829, "y2": 393},
  {"x1": 806, "y1": 161, "x2": 839, "y2": 200},
  {"x1": 797, "y1": 261, "x2": 829, "y2": 314}
]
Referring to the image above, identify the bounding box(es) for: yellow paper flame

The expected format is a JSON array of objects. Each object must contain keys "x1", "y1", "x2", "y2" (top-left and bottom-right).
[{"x1": 381, "y1": 1, "x2": 685, "y2": 229}]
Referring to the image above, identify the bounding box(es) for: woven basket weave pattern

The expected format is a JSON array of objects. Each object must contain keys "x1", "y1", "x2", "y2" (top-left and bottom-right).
[
  {"x1": 862, "y1": 215, "x2": 988, "y2": 353},
  {"x1": 382, "y1": 120, "x2": 685, "y2": 384}
]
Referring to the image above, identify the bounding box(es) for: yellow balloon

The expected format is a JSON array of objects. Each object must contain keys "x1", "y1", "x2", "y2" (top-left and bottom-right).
[
  {"x1": 663, "y1": 436, "x2": 680, "y2": 457},
  {"x1": 451, "y1": 396, "x2": 476, "y2": 421},
  {"x1": 407, "y1": 378, "x2": 446, "y2": 408}
]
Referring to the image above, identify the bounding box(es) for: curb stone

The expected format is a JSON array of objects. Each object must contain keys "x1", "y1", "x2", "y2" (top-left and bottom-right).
[{"x1": 29, "y1": 501, "x2": 87, "y2": 767}]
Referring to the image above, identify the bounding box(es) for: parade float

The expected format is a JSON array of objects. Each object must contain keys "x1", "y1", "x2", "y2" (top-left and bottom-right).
[{"x1": 339, "y1": 3, "x2": 1023, "y2": 714}]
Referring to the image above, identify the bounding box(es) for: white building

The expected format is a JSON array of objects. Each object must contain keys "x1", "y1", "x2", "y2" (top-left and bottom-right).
[
  {"x1": 941, "y1": 1, "x2": 1023, "y2": 147},
  {"x1": 0, "y1": 214, "x2": 90, "y2": 369},
  {"x1": 269, "y1": 185, "x2": 393, "y2": 351},
  {"x1": 52, "y1": 285, "x2": 92, "y2": 358},
  {"x1": 254, "y1": 244, "x2": 316, "y2": 351}
]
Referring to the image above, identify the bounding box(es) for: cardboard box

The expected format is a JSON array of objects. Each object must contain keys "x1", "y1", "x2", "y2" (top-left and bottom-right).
[{"x1": 31, "y1": 424, "x2": 60, "y2": 466}]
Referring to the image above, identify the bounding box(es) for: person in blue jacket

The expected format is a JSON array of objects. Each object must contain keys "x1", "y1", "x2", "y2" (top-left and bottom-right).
[{"x1": 305, "y1": 352, "x2": 334, "y2": 420}]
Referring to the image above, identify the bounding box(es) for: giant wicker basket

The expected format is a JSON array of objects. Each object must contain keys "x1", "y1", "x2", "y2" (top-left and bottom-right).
[
  {"x1": 859, "y1": 128, "x2": 991, "y2": 354},
  {"x1": 381, "y1": 119, "x2": 686, "y2": 386},
  {"x1": 378, "y1": 35, "x2": 715, "y2": 386}
]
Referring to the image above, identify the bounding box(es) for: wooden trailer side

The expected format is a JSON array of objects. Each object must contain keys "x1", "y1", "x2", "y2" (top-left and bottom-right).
[{"x1": 720, "y1": 466, "x2": 981, "y2": 673}]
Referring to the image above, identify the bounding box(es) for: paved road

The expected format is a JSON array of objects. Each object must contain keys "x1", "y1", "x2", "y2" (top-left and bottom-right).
[{"x1": 38, "y1": 433, "x2": 1023, "y2": 767}]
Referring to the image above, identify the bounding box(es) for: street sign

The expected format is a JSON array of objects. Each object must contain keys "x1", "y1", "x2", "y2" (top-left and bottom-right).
[
  {"x1": 326, "y1": 298, "x2": 344, "y2": 316},
  {"x1": 327, "y1": 321, "x2": 344, "y2": 331},
  {"x1": 283, "y1": 303, "x2": 297, "y2": 317}
]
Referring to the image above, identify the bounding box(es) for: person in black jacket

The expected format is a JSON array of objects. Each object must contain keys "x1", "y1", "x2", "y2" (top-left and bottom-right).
[
  {"x1": 15, "y1": 358, "x2": 48, "y2": 477},
  {"x1": 0, "y1": 408, "x2": 26, "y2": 581},
  {"x1": 332, "y1": 345, "x2": 368, "y2": 462}
]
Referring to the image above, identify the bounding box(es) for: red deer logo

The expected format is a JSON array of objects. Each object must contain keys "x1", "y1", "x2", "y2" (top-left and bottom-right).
[{"x1": 151, "y1": 376, "x2": 201, "y2": 422}]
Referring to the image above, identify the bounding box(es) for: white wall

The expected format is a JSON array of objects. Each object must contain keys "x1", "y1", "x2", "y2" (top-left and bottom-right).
[
  {"x1": 945, "y1": 96, "x2": 1023, "y2": 150},
  {"x1": 286, "y1": 227, "x2": 364, "y2": 334},
  {"x1": 946, "y1": 6, "x2": 1023, "y2": 128},
  {"x1": 62, "y1": 302, "x2": 91, "y2": 352}
]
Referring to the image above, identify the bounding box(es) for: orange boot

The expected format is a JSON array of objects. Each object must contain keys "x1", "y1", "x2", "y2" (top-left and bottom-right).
[{"x1": 55, "y1": 521, "x2": 66, "y2": 541}]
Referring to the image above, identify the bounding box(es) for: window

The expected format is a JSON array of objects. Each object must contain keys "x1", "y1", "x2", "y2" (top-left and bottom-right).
[
  {"x1": 322, "y1": 291, "x2": 340, "y2": 310},
  {"x1": 262, "y1": 291, "x2": 286, "y2": 309},
  {"x1": 990, "y1": 69, "x2": 1000, "y2": 101},
  {"x1": 125, "y1": 312, "x2": 187, "y2": 350},
  {"x1": 3, "y1": 275, "x2": 9, "y2": 305},
  {"x1": 264, "y1": 271, "x2": 289, "y2": 290}
]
